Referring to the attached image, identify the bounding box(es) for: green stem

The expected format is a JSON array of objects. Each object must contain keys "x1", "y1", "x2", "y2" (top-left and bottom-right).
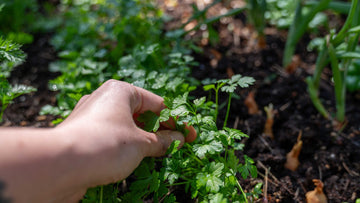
[
  {"x1": 306, "y1": 77, "x2": 330, "y2": 119},
  {"x1": 331, "y1": 0, "x2": 359, "y2": 46},
  {"x1": 215, "y1": 89, "x2": 219, "y2": 122},
  {"x1": 328, "y1": 42, "x2": 345, "y2": 122},
  {"x1": 223, "y1": 93, "x2": 232, "y2": 129},
  {"x1": 283, "y1": 0, "x2": 330, "y2": 67},
  {"x1": 99, "y1": 185, "x2": 103, "y2": 203},
  {"x1": 305, "y1": 0, "x2": 351, "y2": 14},
  {"x1": 236, "y1": 179, "x2": 248, "y2": 203},
  {"x1": 312, "y1": 43, "x2": 329, "y2": 89},
  {"x1": 166, "y1": 181, "x2": 189, "y2": 187}
]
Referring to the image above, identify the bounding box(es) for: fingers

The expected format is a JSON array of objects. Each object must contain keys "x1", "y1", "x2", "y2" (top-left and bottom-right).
[
  {"x1": 132, "y1": 85, "x2": 165, "y2": 114},
  {"x1": 160, "y1": 119, "x2": 197, "y2": 143},
  {"x1": 139, "y1": 130, "x2": 185, "y2": 157},
  {"x1": 73, "y1": 94, "x2": 90, "y2": 111}
]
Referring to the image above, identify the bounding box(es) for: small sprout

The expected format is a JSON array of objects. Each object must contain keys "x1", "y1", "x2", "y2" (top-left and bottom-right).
[
  {"x1": 306, "y1": 179, "x2": 328, "y2": 203},
  {"x1": 263, "y1": 103, "x2": 275, "y2": 139},
  {"x1": 244, "y1": 91, "x2": 259, "y2": 115},
  {"x1": 284, "y1": 131, "x2": 303, "y2": 171}
]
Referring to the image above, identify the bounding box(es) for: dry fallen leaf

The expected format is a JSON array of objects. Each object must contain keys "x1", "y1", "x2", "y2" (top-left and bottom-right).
[
  {"x1": 306, "y1": 179, "x2": 327, "y2": 203},
  {"x1": 284, "y1": 132, "x2": 303, "y2": 171}
]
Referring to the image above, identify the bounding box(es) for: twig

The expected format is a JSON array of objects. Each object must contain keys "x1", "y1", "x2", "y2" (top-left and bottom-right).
[
  {"x1": 258, "y1": 135, "x2": 274, "y2": 154},
  {"x1": 318, "y1": 166, "x2": 323, "y2": 180},
  {"x1": 257, "y1": 161, "x2": 280, "y2": 183},
  {"x1": 257, "y1": 161, "x2": 294, "y2": 196},
  {"x1": 233, "y1": 116, "x2": 240, "y2": 129},
  {"x1": 297, "y1": 179, "x2": 307, "y2": 194},
  {"x1": 257, "y1": 171, "x2": 279, "y2": 187},
  {"x1": 263, "y1": 166, "x2": 269, "y2": 203},
  {"x1": 340, "y1": 154, "x2": 360, "y2": 177},
  {"x1": 341, "y1": 179, "x2": 350, "y2": 197}
]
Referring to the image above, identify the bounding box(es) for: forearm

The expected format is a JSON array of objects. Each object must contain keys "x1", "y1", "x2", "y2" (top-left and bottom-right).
[{"x1": 0, "y1": 127, "x2": 84, "y2": 202}]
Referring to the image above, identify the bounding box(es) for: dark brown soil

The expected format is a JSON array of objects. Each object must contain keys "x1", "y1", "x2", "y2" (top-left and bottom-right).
[
  {"x1": 188, "y1": 15, "x2": 360, "y2": 203},
  {"x1": 1, "y1": 33, "x2": 60, "y2": 127}
]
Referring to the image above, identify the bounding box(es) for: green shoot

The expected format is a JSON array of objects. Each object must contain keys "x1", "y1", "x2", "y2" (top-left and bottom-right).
[
  {"x1": 283, "y1": 0, "x2": 330, "y2": 68},
  {"x1": 306, "y1": 0, "x2": 360, "y2": 123},
  {"x1": 204, "y1": 74, "x2": 255, "y2": 128}
]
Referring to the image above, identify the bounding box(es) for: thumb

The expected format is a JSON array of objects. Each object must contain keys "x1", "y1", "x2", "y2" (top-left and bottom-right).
[{"x1": 142, "y1": 130, "x2": 185, "y2": 157}]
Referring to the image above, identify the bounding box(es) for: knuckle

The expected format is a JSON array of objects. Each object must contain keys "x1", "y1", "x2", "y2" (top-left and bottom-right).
[{"x1": 102, "y1": 79, "x2": 134, "y2": 94}]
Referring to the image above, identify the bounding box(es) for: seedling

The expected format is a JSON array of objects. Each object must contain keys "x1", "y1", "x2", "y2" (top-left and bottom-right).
[
  {"x1": 263, "y1": 103, "x2": 275, "y2": 139},
  {"x1": 284, "y1": 131, "x2": 302, "y2": 171},
  {"x1": 204, "y1": 74, "x2": 255, "y2": 128},
  {"x1": 244, "y1": 91, "x2": 259, "y2": 115},
  {"x1": 0, "y1": 37, "x2": 36, "y2": 122},
  {"x1": 306, "y1": 179, "x2": 327, "y2": 203}
]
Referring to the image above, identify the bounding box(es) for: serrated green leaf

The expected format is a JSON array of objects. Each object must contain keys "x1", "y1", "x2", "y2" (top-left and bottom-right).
[
  {"x1": 137, "y1": 111, "x2": 159, "y2": 132},
  {"x1": 170, "y1": 105, "x2": 190, "y2": 117},
  {"x1": 237, "y1": 76, "x2": 255, "y2": 88},
  {"x1": 165, "y1": 140, "x2": 181, "y2": 155},
  {"x1": 152, "y1": 74, "x2": 169, "y2": 89},
  {"x1": 203, "y1": 84, "x2": 215, "y2": 91},
  {"x1": 159, "y1": 108, "x2": 170, "y2": 122},
  {"x1": 224, "y1": 127, "x2": 249, "y2": 139},
  {"x1": 163, "y1": 157, "x2": 181, "y2": 184},
  {"x1": 193, "y1": 140, "x2": 223, "y2": 159},
  {"x1": 146, "y1": 71, "x2": 158, "y2": 80},
  {"x1": 196, "y1": 162, "x2": 225, "y2": 192},
  {"x1": 221, "y1": 84, "x2": 236, "y2": 93},
  {"x1": 238, "y1": 155, "x2": 257, "y2": 179},
  {"x1": 193, "y1": 96, "x2": 206, "y2": 107},
  {"x1": 208, "y1": 193, "x2": 228, "y2": 203},
  {"x1": 173, "y1": 92, "x2": 189, "y2": 107},
  {"x1": 166, "y1": 77, "x2": 184, "y2": 92}
]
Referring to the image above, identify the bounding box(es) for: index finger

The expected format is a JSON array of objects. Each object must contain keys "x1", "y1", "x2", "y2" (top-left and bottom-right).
[
  {"x1": 132, "y1": 85, "x2": 165, "y2": 115},
  {"x1": 132, "y1": 85, "x2": 197, "y2": 142}
]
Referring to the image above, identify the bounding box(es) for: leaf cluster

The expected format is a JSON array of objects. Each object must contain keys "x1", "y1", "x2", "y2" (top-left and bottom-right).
[{"x1": 127, "y1": 77, "x2": 258, "y2": 202}]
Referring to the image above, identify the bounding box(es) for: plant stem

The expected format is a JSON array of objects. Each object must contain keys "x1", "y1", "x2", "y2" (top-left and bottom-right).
[
  {"x1": 99, "y1": 185, "x2": 103, "y2": 203},
  {"x1": 236, "y1": 179, "x2": 248, "y2": 203},
  {"x1": 306, "y1": 77, "x2": 330, "y2": 119},
  {"x1": 283, "y1": 0, "x2": 330, "y2": 67},
  {"x1": 312, "y1": 43, "x2": 329, "y2": 89},
  {"x1": 215, "y1": 88, "x2": 219, "y2": 122},
  {"x1": 328, "y1": 42, "x2": 345, "y2": 122},
  {"x1": 305, "y1": 0, "x2": 351, "y2": 14},
  {"x1": 331, "y1": 0, "x2": 359, "y2": 46},
  {"x1": 223, "y1": 93, "x2": 232, "y2": 129}
]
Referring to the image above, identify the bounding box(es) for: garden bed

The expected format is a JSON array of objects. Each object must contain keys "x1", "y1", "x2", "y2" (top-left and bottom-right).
[{"x1": 1, "y1": 0, "x2": 360, "y2": 202}]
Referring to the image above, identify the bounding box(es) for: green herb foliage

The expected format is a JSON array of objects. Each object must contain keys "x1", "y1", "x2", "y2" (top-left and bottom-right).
[
  {"x1": 41, "y1": 0, "x2": 260, "y2": 201},
  {"x1": 0, "y1": 37, "x2": 36, "y2": 122},
  {"x1": 121, "y1": 75, "x2": 257, "y2": 202}
]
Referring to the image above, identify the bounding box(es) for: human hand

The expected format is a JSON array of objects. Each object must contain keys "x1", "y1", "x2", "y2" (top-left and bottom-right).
[{"x1": 55, "y1": 79, "x2": 196, "y2": 201}]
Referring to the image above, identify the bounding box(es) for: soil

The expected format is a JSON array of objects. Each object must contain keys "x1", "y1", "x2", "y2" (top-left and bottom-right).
[
  {"x1": 2, "y1": 1, "x2": 360, "y2": 202},
  {"x1": 1, "y1": 33, "x2": 60, "y2": 127}
]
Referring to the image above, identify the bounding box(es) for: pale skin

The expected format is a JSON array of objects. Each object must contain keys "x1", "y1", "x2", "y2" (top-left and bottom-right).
[{"x1": 0, "y1": 79, "x2": 197, "y2": 203}]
